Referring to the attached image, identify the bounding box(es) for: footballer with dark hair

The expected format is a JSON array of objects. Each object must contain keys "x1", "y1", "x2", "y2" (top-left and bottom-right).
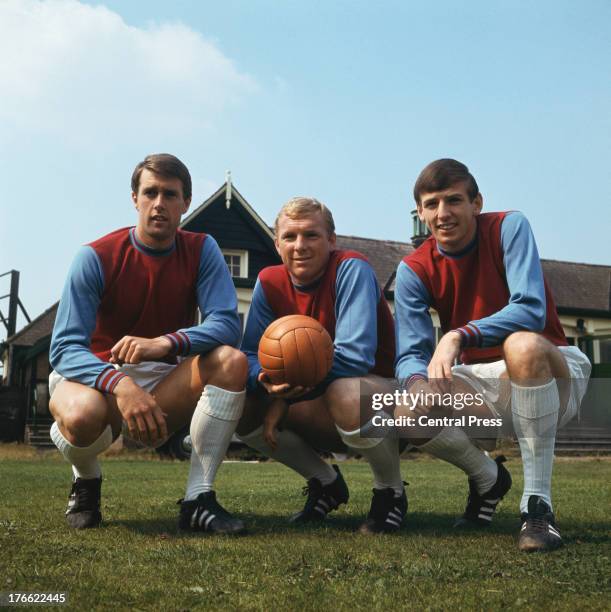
[{"x1": 394, "y1": 159, "x2": 591, "y2": 552}]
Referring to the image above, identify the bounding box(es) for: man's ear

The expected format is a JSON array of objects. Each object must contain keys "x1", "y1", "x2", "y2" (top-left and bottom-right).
[
  {"x1": 473, "y1": 193, "x2": 483, "y2": 215},
  {"x1": 416, "y1": 203, "x2": 425, "y2": 222},
  {"x1": 132, "y1": 192, "x2": 138, "y2": 209},
  {"x1": 329, "y1": 232, "x2": 337, "y2": 248},
  {"x1": 183, "y1": 197, "x2": 192, "y2": 214}
]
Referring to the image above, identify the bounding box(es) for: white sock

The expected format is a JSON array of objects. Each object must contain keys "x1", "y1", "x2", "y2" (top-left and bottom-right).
[
  {"x1": 238, "y1": 425, "x2": 337, "y2": 485},
  {"x1": 50, "y1": 421, "x2": 112, "y2": 480},
  {"x1": 336, "y1": 424, "x2": 403, "y2": 496},
  {"x1": 184, "y1": 447, "x2": 207, "y2": 501},
  {"x1": 185, "y1": 385, "x2": 245, "y2": 500},
  {"x1": 511, "y1": 379, "x2": 559, "y2": 513},
  {"x1": 421, "y1": 426, "x2": 498, "y2": 495}
]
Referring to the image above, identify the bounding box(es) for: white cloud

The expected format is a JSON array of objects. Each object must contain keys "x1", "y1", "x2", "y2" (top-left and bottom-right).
[{"x1": 0, "y1": 0, "x2": 257, "y2": 144}]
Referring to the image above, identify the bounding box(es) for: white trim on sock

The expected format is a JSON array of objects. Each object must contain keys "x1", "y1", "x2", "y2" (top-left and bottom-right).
[
  {"x1": 200, "y1": 385, "x2": 246, "y2": 420},
  {"x1": 336, "y1": 424, "x2": 383, "y2": 450}
]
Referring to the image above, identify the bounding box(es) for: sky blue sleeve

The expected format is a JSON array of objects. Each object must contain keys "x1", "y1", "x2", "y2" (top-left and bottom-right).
[
  {"x1": 49, "y1": 246, "x2": 117, "y2": 389},
  {"x1": 167, "y1": 235, "x2": 241, "y2": 355},
  {"x1": 240, "y1": 278, "x2": 275, "y2": 390},
  {"x1": 454, "y1": 212, "x2": 546, "y2": 348},
  {"x1": 328, "y1": 258, "x2": 380, "y2": 380},
  {"x1": 394, "y1": 261, "x2": 433, "y2": 382}
]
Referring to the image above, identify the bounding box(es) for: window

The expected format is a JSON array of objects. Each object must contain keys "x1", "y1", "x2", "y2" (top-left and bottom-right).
[
  {"x1": 222, "y1": 250, "x2": 248, "y2": 278},
  {"x1": 597, "y1": 338, "x2": 611, "y2": 364}
]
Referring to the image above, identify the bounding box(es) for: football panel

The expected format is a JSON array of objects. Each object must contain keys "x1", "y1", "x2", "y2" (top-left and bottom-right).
[
  {"x1": 279, "y1": 330, "x2": 302, "y2": 386},
  {"x1": 262, "y1": 368, "x2": 286, "y2": 385},
  {"x1": 306, "y1": 327, "x2": 333, "y2": 383},
  {"x1": 258, "y1": 335, "x2": 283, "y2": 359},
  {"x1": 257, "y1": 351, "x2": 284, "y2": 370},
  {"x1": 294, "y1": 327, "x2": 319, "y2": 387}
]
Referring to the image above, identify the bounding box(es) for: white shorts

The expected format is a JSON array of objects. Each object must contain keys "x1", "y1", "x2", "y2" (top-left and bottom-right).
[
  {"x1": 452, "y1": 345, "x2": 591, "y2": 428},
  {"x1": 49, "y1": 361, "x2": 178, "y2": 447},
  {"x1": 49, "y1": 361, "x2": 177, "y2": 398}
]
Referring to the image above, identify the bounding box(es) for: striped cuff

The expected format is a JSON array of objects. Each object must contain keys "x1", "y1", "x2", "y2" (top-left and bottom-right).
[
  {"x1": 453, "y1": 323, "x2": 483, "y2": 348},
  {"x1": 164, "y1": 331, "x2": 191, "y2": 356},
  {"x1": 95, "y1": 367, "x2": 126, "y2": 394},
  {"x1": 401, "y1": 373, "x2": 427, "y2": 391}
]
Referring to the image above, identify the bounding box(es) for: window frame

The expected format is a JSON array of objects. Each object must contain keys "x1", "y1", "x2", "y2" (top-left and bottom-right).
[{"x1": 222, "y1": 249, "x2": 249, "y2": 279}]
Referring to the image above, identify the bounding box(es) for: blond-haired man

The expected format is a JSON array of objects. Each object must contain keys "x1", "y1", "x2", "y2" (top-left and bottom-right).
[{"x1": 238, "y1": 197, "x2": 406, "y2": 533}]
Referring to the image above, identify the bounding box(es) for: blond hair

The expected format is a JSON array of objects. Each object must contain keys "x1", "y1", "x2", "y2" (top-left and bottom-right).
[{"x1": 274, "y1": 197, "x2": 335, "y2": 236}]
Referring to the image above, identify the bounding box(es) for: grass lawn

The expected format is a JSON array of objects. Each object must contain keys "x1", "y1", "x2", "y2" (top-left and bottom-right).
[{"x1": 1, "y1": 446, "x2": 609, "y2": 611}]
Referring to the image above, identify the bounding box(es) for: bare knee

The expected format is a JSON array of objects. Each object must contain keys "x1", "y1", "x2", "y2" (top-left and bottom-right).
[
  {"x1": 201, "y1": 345, "x2": 248, "y2": 391},
  {"x1": 503, "y1": 332, "x2": 552, "y2": 380},
  {"x1": 51, "y1": 392, "x2": 109, "y2": 444},
  {"x1": 324, "y1": 378, "x2": 361, "y2": 431}
]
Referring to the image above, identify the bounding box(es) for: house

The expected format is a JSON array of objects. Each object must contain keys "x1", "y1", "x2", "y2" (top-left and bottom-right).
[
  {"x1": 0, "y1": 303, "x2": 57, "y2": 444},
  {"x1": 2, "y1": 181, "x2": 610, "y2": 447}
]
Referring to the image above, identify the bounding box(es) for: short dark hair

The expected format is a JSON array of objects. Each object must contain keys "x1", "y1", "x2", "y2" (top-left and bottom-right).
[
  {"x1": 131, "y1": 153, "x2": 192, "y2": 200},
  {"x1": 413, "y1": 159, "x2": 479, "y2": 204}
]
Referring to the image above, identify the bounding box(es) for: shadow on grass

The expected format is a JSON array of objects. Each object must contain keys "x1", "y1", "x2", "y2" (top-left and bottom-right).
[
  {"x1": 106, "y1": 510, "x2": 558, "y2": 540},
  {"x1": 103, "y1": 517, "x2": 177, "y2": 535},
  {"x1": 560, "y1": 519, "x2": 611, "y2": 545}
]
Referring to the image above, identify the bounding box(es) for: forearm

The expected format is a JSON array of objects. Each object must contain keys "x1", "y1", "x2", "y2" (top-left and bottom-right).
[
  {"x1": 167, "y1": 311, "x2": 241, "y2": 356},
  {"x1": 51, "y1": 344, "x2": 125, "y2": 393}
]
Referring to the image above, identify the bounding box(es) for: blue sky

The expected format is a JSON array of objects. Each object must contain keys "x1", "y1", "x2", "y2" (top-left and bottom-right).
[{"x1": 1, "y1": 0, "x2": 610, "y2": 335}]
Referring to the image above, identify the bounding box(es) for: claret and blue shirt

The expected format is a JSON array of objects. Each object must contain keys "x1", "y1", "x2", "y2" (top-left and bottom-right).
[
  {"x1": 50, "y1": 227, "x2": 241, "y2": 394},
  {"x1": 394, "y1": 211, "x2": 567, "y2": 385},
  {"x1": 51, "y1": 211, "x2": 565, "y2": 397},
  {"x1": 241, "y1": 250, "x2": 396, "y2": 391}
]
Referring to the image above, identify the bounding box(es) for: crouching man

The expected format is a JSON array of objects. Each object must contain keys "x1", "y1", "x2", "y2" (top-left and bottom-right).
[
  {"x1": 237, "y1": 197, "x2": 406, "y2": 533},
  {"x1": 394, "y1": 159, "x2": 591, "y2": 551},
  {"x1": 49, "y1": 154, "x2": 248, "y2": 533}
]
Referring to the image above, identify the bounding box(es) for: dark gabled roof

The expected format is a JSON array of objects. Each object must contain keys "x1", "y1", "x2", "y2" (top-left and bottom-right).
[
  {"x1": 5, "y1": 302, "x2": 58, "y2": 346},
  {"x1": 336, "y1": 235, "x2": 413, "y2": 292},
  {"x1": 541, "y1": 260, "x2": 611, "y2": 315},
  {"x1": 181, "y1": 181, "x2": 276, "y2": 253}
]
